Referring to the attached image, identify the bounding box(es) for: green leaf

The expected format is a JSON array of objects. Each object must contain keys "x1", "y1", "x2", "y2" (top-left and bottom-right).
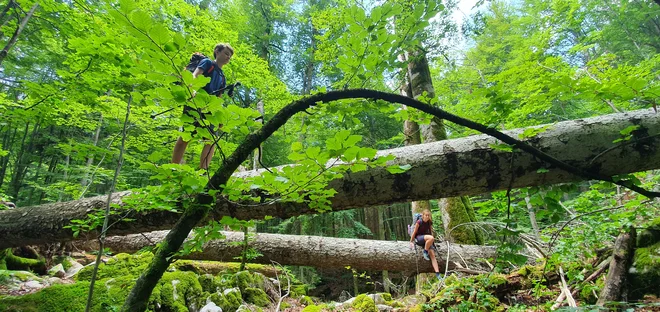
[
  {"x1": 386, "y1": 164, "x2": 411, "y2": 174},
  {"x1": 148, "y1": 24, "x2": 171, "y2": 46},
  {"x1": 489, "y1": 143, "x2": 514, "y2": 152}
]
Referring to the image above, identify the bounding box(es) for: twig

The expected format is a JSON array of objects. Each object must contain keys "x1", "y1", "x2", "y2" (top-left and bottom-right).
[
  {"x1": 588, "y1": 133, "x2": 660, "y2": 166},
  {"x1": 272, "y1": 261, "x2": 291, "y2": 312},
  {"x1": 559, "y1": 266, "x2": 577, "y2": 307},
  {"x1": 84, "y1": 92, "x2": 131, "y2": 312}
]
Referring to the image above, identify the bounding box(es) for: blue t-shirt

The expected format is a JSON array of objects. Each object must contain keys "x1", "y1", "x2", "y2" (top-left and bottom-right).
[{"x1": 197, "y1": 58, "x2": 226, "y2": 96}]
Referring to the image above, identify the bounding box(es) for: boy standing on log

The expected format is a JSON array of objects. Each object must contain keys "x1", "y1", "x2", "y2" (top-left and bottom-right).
[{"x1": 171, "y1": 43, "x2": 234, "y2": 170}]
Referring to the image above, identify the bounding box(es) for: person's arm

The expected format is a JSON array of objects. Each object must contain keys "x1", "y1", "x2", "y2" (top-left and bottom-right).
[
  {"x1": 192, "y1": 67, "x2": 204, "y2": 79},
  {"x1": 410, "y1": 223, "x2": 419, "y2": 242}
]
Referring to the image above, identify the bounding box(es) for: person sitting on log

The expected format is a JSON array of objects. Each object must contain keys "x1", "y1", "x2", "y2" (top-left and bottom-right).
[{"x1": 409, "y1": 208, "x2": 442, "y2": 280}]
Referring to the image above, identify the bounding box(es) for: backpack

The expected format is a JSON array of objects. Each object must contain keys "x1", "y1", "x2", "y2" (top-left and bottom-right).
[
  {"x1": 407, "y1": 213, "x2": 423, "y2": 237},
  {"x1": 185, "y1": 52, "x2": 215, "y2": 74}
]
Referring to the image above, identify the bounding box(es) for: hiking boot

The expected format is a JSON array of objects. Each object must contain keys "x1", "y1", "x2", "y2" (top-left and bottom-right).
[{"x1": 422, "y1": 250, "x2": 430, "y2": 261}]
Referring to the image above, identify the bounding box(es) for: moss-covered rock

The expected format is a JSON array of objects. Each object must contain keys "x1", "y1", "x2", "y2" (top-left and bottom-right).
[
  {"x1": 243, "y1": 287, "x2": 270, "y2": 307},
  {"x1": 76, "y1": 252, "x2": 153, "y2": 282},
  {"x1": 352, "y1": 294, "x2": 378, "y2": 312},
  {"x1": 150, "y1": 271, "x2": 204, "y2": 312},
  {"x1": 198, "y1": 273, "x2": 224, "y2": 293},
  {"x1": 209, "y1": 287, "x2": 243, "y2": 312},
  {"x1": 231, "y1": 270, "x2": 256, "y2": 292},
  {"x1": 637, "y1": 217, "x2": 660, "y2": 248},
  {"x1": 236, "y1": 304, "x2": 263, "y2": 312},
  {"x1": 0, "y1": 281, "x2": 116, "y2": 311},
  {"x1": 629, "y1": 241, "x2": 660, "y2": 299},
  {"x1": 301, "y1": 304, "x2": 323, "y2": 312}
]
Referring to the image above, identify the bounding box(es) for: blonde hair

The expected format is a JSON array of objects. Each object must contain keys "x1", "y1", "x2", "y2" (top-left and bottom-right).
[
  {"x1": 422, "y1": 209, "x2": 432, "y2": 221},
  {"x1": 213, "y1": 43, "x2": 234, "y2": 58}
]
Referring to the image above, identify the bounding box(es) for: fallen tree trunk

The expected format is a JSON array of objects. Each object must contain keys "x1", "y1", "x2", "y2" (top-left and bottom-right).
[
  {"x1": 79, "y1": 231, "x2": 497, "y2": 273},
  {"x1": 1, "y1": 109, "x2": 659, "y2": 248}
]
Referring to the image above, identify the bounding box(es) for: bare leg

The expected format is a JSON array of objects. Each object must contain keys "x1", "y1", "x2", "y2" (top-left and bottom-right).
[
  {"x1": 424, "y1": 235, "x2": 435, "y2": 251},
  {"x1": 429, "y1": 248, "x2": 440, "y2": 274},
  {"x1": 200, "y1": 143, "x2": 215, "y2": 170},
  {"x1": 172, "y1": 137, "x2": 189, "y2": 164}
]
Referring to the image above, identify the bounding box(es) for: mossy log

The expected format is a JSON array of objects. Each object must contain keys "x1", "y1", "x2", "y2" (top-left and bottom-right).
[
  {"x1": 1, "y1": 109, "x2": 659, "y2": 249},
  {"x1": 0, "y1": 248, "x2": 46, "y2": 273}
]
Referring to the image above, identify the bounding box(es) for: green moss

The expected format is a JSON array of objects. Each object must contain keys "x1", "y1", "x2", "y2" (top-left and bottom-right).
[
  {"x1": 409, "y1": 304, "x2": 423, "y2": 312},
  {"x1": 280, "y1": 301, "x2": 290, "y2": 309},
  {"x1": 301, "y1": 304, "x2": 322, "y2": 312},
  {"x1": 381, "y1": 292, "x2": 392, "y2": 302},
  {"x1": 173, "y1": 260, "x2": 270, "y2": 275},
  {"x1": 150, "y1": 271, "x2": 204, "y2": 312},
  {"x1": 637, "y1": 217, "x2": 660, "y2": 248},
  {"x1": 231, "y1": 270, "x2": 255, "y2": 292},
  {"x1": 299, "y1": 295, "x2": 314, "y2": 306},
  {"x1": 243, "y1": 287, "x2": 270, "y2": 307},
  {"x1": 0, "y1": 249, "x2": 46, "y2": 273},
  {"x1": 198, "y1": 273, "x2": 224, "y2": 293},
  {"x1": 0, "y1": 281, "x2": 117, "y2": 311},
  {"x1": 53, "y1": 257, "x2": 73, "y2": 272},
  {"x1": 76, "y1": 252, "x2": 154, "y2": 282},
  {"x1": 209, "y1": 288, "x2": 242, "y2": 312},
  {"x1": 629, "y1": 242, "x2": 660, "y2": 298},
  {"x1": 352, "y1": 294, "x2": 377, "y2": 312},
  {"x1": 237, "y1": 305, "x2": 263, "y2": 312}
]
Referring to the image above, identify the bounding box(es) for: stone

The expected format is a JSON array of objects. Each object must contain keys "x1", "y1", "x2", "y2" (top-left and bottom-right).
[
  {"x1": 401, "y1": 294, "x2": 426, "y2": 306},
  {"x1": 48, "y1": 263, "x2": 65, "y2": 278},
  {"x1": 199, "y1": 301, "x2": 223, "y2": 312},
  {"x1": 64, "y1": 259, "x2": 84, "y2": 278},
  {"x1": 24, "y1": 280, "x2": 43, "y2": 289},
  {"x1": 377, "y1": 304, "x2": 393, "y2": 312}
]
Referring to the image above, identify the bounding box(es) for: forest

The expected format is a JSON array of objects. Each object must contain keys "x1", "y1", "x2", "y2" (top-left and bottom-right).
[{"x1": 0, "y1": 0, "x2": 659, "y2": 311}]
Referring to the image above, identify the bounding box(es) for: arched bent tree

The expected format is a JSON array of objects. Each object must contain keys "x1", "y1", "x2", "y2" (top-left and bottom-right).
[{"x1": 121, "y1": 89, "x2": 660, "y2": 311}]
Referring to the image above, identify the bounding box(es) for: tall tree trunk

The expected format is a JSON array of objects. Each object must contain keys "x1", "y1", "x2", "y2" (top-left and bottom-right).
[
  {"x1": 406, "y1": 49, "x2": 483, "y2": 245},
  {"x1": 26, "y1": 148, "x2": 44, "y2": 205},
  {"x1": 0, "y1": 1, "x2": 38, "y2": 65},
  {"x1": 378, "y1": 207, "x2": 390, "y2": 292},
  {"x1": 8, "y1": 121, "x2": 30, "y2": 201},
  {"x1": 81, "y1": 113, "x2": 103, "y2": 187},
  {"x1": 0, "y1": 0, "x2": 14, "y2": 25},
  {"x1": 58, "y1": 153, "x2": 69, "y2": 202},
  {"x1": 252, "y1": 100, "x2": 264, "y2": 170},
  {"x1": 0, "y1": 124, "x2": 17, "y2": 189},
  {"x1": 1, "y1": 108, "x2": 659, "y2": 248}
]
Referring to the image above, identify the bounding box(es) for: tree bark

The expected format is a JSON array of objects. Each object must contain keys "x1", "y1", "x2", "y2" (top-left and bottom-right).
[
  {"x1": 0, "y1": 1, "x2": 38, "y2": 65},
  {"x1": 597, "y1": 228, "x2": 637, "y2": 306},
  {"x1": 407, "y1": 49, "x2": 483, "y2": 245},
  {"x1": 1, "y1": 108, "x2": 660, "y2": 248},
  {"x1": 80, "y1": 230, "x2": 496, "y2": 273}
]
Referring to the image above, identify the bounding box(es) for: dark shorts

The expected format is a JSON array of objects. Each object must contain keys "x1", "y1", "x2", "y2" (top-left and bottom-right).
[
  {"x1": 182, "y1": 105, "x2": 217, "y2": 137},
  {"x1": 414, "y1": 235, "x2": 427, "y2": 246}
]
